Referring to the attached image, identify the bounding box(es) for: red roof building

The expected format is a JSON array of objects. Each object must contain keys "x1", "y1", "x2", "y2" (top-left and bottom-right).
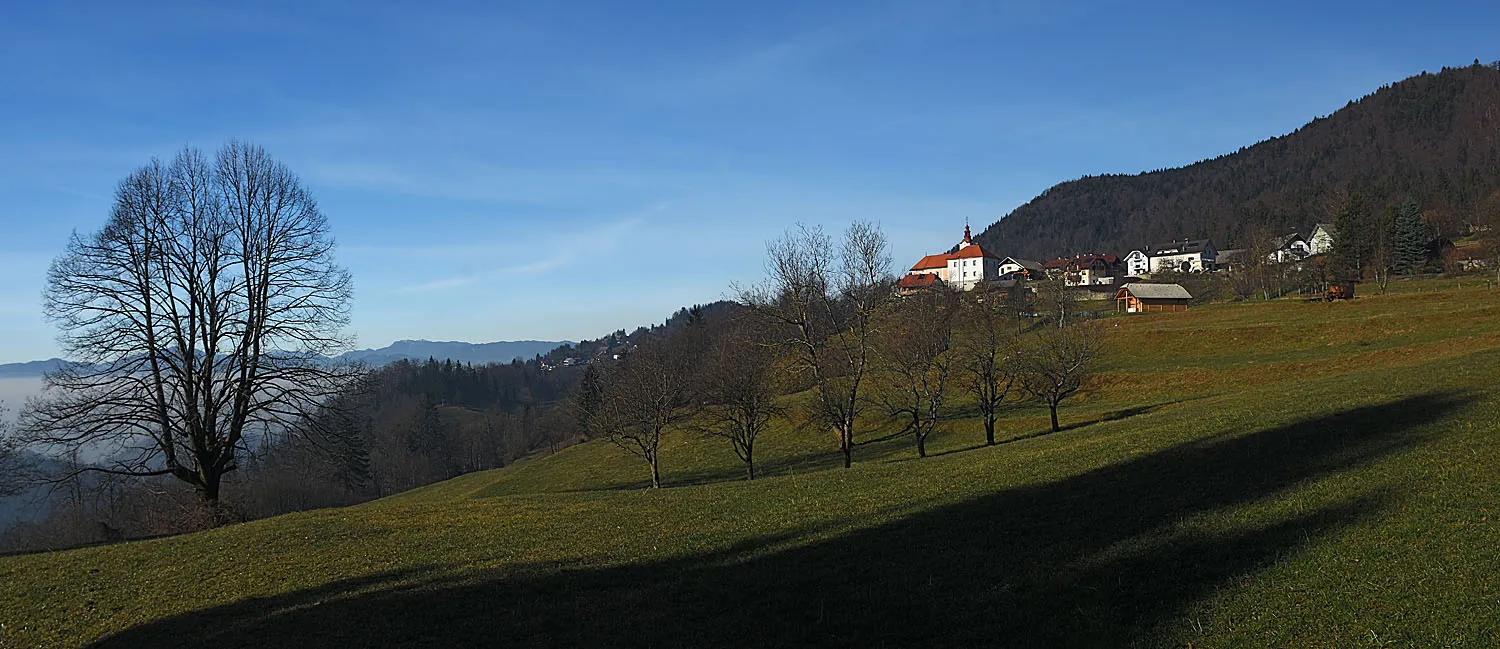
[
  {"x1": 909, "y1": 253, "x2": 954, "y2": 272},
  {"x1": 897, "y1": 273, "x2": 942, "y2": 294},
  {"x1": 902, "y1": 224, "x2": 1005, "y2": 292}
]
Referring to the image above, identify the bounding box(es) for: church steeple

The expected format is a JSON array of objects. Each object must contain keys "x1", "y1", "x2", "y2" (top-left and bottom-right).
[{"x1": 960, "y1": 220, "x2": 973, "y2": 248}]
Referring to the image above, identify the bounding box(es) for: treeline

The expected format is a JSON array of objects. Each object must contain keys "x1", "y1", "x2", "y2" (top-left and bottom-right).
[
  {"x1": 535, "y1": 301, "x2": 738, "y2": 366},
  {"x1": 0, "y1": 358, "x2": 586, "y2": 552},
  {"x1": 975, "y1": 62, "x2": 1500, "y2": 259},
  {"x1": 245, "y1": 358, "x2": 581, "y2": 508}
]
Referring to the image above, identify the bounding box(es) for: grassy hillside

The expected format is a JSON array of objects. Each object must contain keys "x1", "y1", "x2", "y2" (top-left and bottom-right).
[{"x1": 4, "y1": 280, "x2": 1500, "y2": 647}]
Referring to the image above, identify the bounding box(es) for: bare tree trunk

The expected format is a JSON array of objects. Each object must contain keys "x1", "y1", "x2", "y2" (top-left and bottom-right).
[
  {"x1": 1049, "y1": 401, "x2": 1060, "y2": 433},
  {"x1": 649, "y1": 455, "x2": 661, "y2": 489},
  {"x1": 202, "y1": 472, "x2": 222, "y2": 507},
  {"x1": 984, "y1": 414, "x2": 996, "y2": 446},
  {"x1": 916, "y1": 433, "x2": 927, "y2": 458}
]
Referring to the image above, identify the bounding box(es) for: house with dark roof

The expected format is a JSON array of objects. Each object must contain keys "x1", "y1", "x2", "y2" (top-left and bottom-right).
[
  {"x1": 1147, "y1": 239, "x2": 1217, "y2": 273},
  {"x1": 1115, "y1": 282, "x2": 1193, "y2": 313},
  {"x1": 1215, "y1": 248, "x2": 1249, "y2": 272},
  {"x1": 1268, "y1": 233, "x2": 1312, "y2": 263},
  {"x1": 998, "y1": 257, "x2": 1043, "y2": 279},
  {"x1": 1041, "y1": 254, "x2": 1122, "y2": 286}
]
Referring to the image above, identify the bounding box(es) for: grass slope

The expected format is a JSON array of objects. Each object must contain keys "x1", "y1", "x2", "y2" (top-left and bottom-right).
[{"x1": 4, "y1": 280, "x2": 1500, "y2": 648}]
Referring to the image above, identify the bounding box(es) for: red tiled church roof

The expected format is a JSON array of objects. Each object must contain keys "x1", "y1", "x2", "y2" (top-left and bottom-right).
[
  {"x1": 910, "y1": 253, "x2": 954, "y2": 271},
  {"x1": 898, "y1": 274, "x2": 941, "y2": 289},
  {"x1": 953, "y1": 244, "x2": 999, "y2": 259}
]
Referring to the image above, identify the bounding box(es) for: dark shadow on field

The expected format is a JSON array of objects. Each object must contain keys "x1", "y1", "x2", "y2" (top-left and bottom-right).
[{"x1": 86, "y1": 392, "x2": 1468, "y2": 648}]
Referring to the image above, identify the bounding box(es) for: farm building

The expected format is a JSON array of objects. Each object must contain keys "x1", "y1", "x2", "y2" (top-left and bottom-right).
[
  {"x1": 1116, "y1": 283, "x2": 1193, "y2": 313},
  {"x1": 897, "y1": 273, "x2": 943, "y2": 295}
]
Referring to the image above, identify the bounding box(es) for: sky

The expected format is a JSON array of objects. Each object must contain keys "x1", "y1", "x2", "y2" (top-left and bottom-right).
[{"x1": 1, "y1": 0, "x2": 1497, "y2": 364}]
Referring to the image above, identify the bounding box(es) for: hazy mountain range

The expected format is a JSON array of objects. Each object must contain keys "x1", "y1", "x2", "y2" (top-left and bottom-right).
[
  {"x1": 0, "y1": 359, "x2": 68, "y2": 379},
  {"x1": 337, "y1": 339, "x2": 569, "y2": 367},
  {"x1": 0, "y1": 340, "x2": 570, "y2": 379}
]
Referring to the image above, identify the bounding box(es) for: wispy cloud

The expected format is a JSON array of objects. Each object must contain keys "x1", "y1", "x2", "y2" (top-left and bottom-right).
[
  {"x1": 305, "y1": 158, "x2": 671, "y2": 207},
  {"x1": 391, "y1": 217, "x2": 642, "y2": 295}
]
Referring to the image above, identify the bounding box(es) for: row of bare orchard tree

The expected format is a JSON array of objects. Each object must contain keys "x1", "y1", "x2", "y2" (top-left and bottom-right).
[{"x1": 575, "y1": 222, "x2": 1106, "y2": 488}]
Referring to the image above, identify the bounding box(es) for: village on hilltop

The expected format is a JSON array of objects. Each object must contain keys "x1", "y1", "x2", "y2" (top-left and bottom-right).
[{"x1": 897, "y1": 223, "x2": 1349, "y2": 313}]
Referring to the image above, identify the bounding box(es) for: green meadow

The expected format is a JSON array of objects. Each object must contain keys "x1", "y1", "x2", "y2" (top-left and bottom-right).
[{"x1": 4, "y1": 280, "x2": 1500, "y2": 648}]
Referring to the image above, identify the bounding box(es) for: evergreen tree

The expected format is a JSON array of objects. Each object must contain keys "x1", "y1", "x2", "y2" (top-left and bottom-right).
[
  {"x1": 575, "y1": 363, "x2": 605, "y2": 437},
  {"x1": 1331, "y1": 193, "x2": 1374, "y2": 279},
  {"x1": 1394, "y1": 197, "x2": 1429, "y2": 273}
]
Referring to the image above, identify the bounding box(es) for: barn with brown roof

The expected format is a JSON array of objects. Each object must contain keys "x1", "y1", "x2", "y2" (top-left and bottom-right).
[{"x1": 1115, "y1": 282, "x2": 1193, "y2": 313}]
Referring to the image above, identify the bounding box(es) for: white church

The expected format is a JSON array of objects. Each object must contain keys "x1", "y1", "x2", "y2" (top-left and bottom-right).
[{"x1": 899, "y1": 224, "x2": 1002, "y2": 292}]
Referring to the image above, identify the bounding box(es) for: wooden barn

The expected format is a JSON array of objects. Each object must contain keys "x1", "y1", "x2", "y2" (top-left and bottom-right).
[{"x1": 1116, "y1": 283, "x2": 1192, "y2": 313}]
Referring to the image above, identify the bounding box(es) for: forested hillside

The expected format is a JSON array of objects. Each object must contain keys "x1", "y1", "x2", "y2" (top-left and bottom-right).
[{"x1": 975, "y1": 61, "x2": 1500, "y2": 258}]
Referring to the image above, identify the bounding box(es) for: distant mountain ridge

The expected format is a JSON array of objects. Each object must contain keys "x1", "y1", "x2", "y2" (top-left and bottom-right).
[
  {"x1": 0, "y1": 359, "x2": 67, "y2": 379},
  {"x1": 974, "y1": 61, "x2": 1500, "y2": 260},
  {"x1": 337, "y1": 339, "x2": 570, "y2": 367},
  {"x1": 0, "y1": 341, "x2": 571, "y2": 378}
]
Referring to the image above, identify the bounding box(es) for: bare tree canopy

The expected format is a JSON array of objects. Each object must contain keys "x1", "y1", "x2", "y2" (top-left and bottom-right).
[
  {"x1": 590, "y1": 330, "x2": 702, "y2": 488},
  {"x1": 737, "y1": 221, "x2": 893, "y2": 468},
  {"x1": 1019, "y1": 321, "x2": 1106, "y2": 433},
  {"x1": 699, "y1": 317, "x2": 786, "y2": 479},
  {"x1": 874, "y1": 288, "x2": 957, "y2": 458},
  {"x1": 955, "y1": 285, "x2": 1024, "y2": 446},
  {"x1": 19, "y1": 140, "x2": 355, "y2": 508}
]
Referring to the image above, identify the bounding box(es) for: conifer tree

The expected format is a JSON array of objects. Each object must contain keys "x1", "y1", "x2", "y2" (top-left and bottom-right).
[
  {"x1": 1331, "y1": 193, "x2": 1374, "y2": 279},
  {"x1": 1394, "y1": 197, "x2": 1429, "y2": 273}
]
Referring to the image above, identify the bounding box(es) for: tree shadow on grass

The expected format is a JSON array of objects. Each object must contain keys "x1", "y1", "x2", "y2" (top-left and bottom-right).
[
  {"x1": 86, "y1": 391, "x2": 1470, "y2": 648},
  {"x1": 1057, "y1": 402, "x2": 1169, "y2": 432},
  {"x1": 593, "y1": 424, "x2": 925, "y2": 491}
]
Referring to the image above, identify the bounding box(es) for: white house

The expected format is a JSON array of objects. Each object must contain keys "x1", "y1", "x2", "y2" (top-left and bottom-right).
[
  {"x1": 1148, "y1": 239, "x2": 1217, "y2": 273},
  {"x1": 998, "y1": 257, "x2": 1043, "y2": 278},
  {"x1": 1308, "y1": 224, "x2": 1336, "y2": 255},
  {"x1": 1267, "y1": 233, "x2": 1312, "y2": 264},
  {"x1": 1123, "y1": 250, "x2": 1150, "y2": 277}
]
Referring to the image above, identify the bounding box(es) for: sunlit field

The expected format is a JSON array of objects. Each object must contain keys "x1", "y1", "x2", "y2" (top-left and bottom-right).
[{"x1": 4, "y1": 279, "x2": 1500, "y2": 648}]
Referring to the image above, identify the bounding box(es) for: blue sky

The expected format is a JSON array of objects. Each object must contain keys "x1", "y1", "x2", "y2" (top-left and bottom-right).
[{"x1": 1, "y1": 1, "x2": 1496, "y2": 363}]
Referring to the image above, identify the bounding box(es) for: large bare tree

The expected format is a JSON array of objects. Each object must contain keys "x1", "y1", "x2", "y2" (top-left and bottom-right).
[
  {"x1": 738, "y1": 222, "x2": 892, "y2": 468},
  {"x1": 19, "y1": 141, "x2": 355, "y2": 509},
  {"x1": 1019, "y1": 321, "x2": 1105, "y2": 433},
  {"x1": 956, "y1": 285, "x2": 1024, "y2": 446},
  {"x1": 873, "y1": 288, "x2": 956, "y2": 458},
  {"x1": 591, "y1": 333, "x2": 701, "y2": 488},
  {"x1": 700, "y1": 317, "x2": 786, "y2": 479},
  {"x1": 1033, "y1": 277, "x2": 1078, "y2": 328}
]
